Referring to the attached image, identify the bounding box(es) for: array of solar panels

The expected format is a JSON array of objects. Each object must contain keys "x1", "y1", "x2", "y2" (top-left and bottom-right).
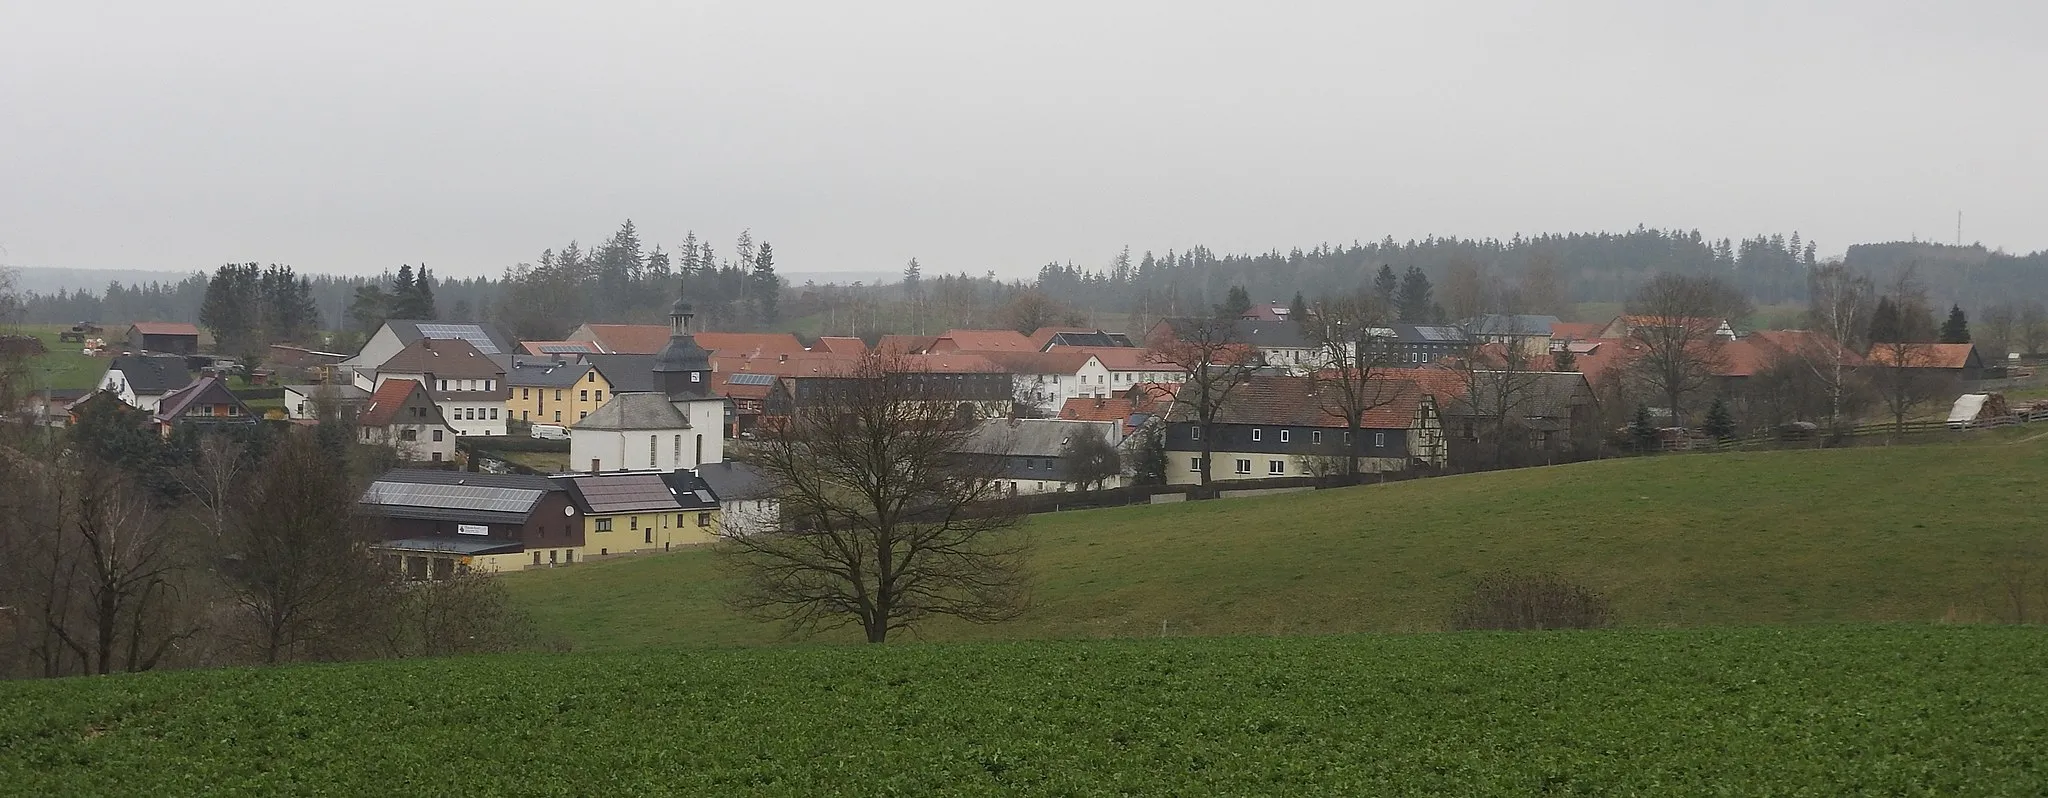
[
  {"x1": 416, "y1": 323, "x2": 502, "y2": 355},
  {"x1": 726, "y1": 372, "x2": 777, "y2": 386},
  {"x1": 363, "y1": 481, "x2": 542, "y2": 513},
  {"x1": 1410, "y1": 325, "x2": 1468, "y2": 342},
  {"x1": 538, "y1": 344, "x2": 593, "y2": 354},
  {"x1": 571, "y1": 474, "x2": 681, "y2": 514}
]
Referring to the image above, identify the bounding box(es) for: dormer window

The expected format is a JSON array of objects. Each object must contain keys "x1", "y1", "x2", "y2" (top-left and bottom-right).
[{"x1": 691, "y1": 372, "x2": 701, "y2": 383}]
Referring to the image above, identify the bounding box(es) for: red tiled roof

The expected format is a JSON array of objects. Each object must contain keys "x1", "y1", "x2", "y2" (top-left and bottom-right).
[
  {"x1": 1748, "y1": 330, "x2": 1866, "y2": 368},
  {"x1": 577, "y1": 324, "x2": 671, "y2": 354},
  {"x1": 130, "y1": 321, "x2": 200, "y2": 337},
  {"x1": 977, "y1": 350, "x2": 1095, "y2": 375},
  {"x1": 378, "y1": 337, "x2": 503, "y2": 378},
  {"x1": 813, "y1": 336, "x2": 867, "y2": 356},
  {"x1": 1211, "y1": 373, "x2": 1450, "y2": 429},
  {"x1": 720, "y1": 351, "x2": 862, "y2": 377},
  {"x1": 1050, "y1": 345, "x2": 1156, "y2": 371},
  {"x1": 358, "y1": 379, "x2": 429, "y2": 427},
  {"x1": 928, "y1": 329, "x2": 1036, "y2": 353},
  {"x1": 875, "y1": 335, "x2": 939, "y2": 355},
  {"x1": 1866, "y1": 342, "x2": 1978, "y2": 369},
  {"x1": 897, "y1": 352, "x2": 1004, "y2": 372}
]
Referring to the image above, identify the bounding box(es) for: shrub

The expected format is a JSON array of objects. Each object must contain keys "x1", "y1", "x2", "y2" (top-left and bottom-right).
[{"x1": 1452, "y1": 570, "x2": 1613, "y2": 631}]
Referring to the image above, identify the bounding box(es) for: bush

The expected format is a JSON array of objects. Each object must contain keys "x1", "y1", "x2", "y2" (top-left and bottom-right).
[{"x1": 1452, "y1": 570, "x2": 1613, "y2": 631}]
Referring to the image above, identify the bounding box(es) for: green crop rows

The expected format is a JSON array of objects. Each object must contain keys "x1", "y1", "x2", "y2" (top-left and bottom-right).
[{"x1": 3, "y1": 626, "x2": 2044, "y2": 796}]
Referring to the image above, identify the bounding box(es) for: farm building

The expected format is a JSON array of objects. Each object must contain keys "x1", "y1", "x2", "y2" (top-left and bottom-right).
[{"x1": 124, "y1": 322, "x2": 201, "y2": 356}]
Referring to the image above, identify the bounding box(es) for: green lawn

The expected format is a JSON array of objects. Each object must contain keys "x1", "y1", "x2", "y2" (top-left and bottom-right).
[
  {"x1": 4, "y1": 627, "x2": 2043, "y2": 796},
  {"x1": 11, "y1": 324, "x2": 112, "y2": 391},
  {"x1": 507, "y1": 438, "x2": 2048, "y2": 650}
]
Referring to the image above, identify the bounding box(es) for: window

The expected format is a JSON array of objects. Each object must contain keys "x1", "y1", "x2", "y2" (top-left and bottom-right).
[
  {"x1": 1268, "y1": 460, "x2": 1285, "y2": 475},
  {"x1": 432, "y1": 429, "x2": 443, "y2": 442},
  {"x1": 580, "y1": 390, "x2": 589, "y2": 401},
  {"x1": 1234, "y1": 459, "x2": 1252, "y2": 474},
  {"x1": 630, "y1": 516, "x2": 638, "y2": 530},
  {"x1": 587, "y1": 372, "x2": 596, "y2": 383},
  {"x1": 550, "y1": 550, "x2": 558, "y2": 563},
  {"x1": 649, "y1": 435, "x2": 658, "y2": 467},
  {"x1": 698, "y1": 512, "x2": 711, "y2": 527},
  {"x1": 1190, "y1": 427, "x2": 1201, "y2": 441},
  {"x1": 1251, "y1": 428, "x2": 1262, "y2": 442},
  {"x1": 438, "y1": 379, "x2": 447, "y2": 391},
  {"x1": 400, "y1": 428, "x2": 417, "y2": 441},
  {"x1": 565, "y1": 550, "x2": 573, "y2": 564},
  {"x1": 1190, "y1": 457, "x2": 1203, "y2": 472},
  {"x1": 677, "y1": 514, "x2": 685, "y2": 527},
  {"x1": 674, "y1": 435, "x2": 682, "y2": 462},
  {"x1": 580, "y1": 411, "x2": 588, "y2": 420},
  {"x1": 466, "y1": 408, "x2": 476, "y2": 420},
  {"x1": 690, "y1": 372, "x2": 701, "y2": 383},
  {"x1": 595, "y1": 518, "x2": 612, "y2": 532},
  {"x1": 486, "y1": 380, "x2": 494, "y2": 391},
  {"x1": 522, "y1": 388, "x2": 530, "y2": 399},
  {"x1": 1279, "y1": 429, "x2": 1290, "y2": 443},
  {"x1": 553, "y1": 410, "x2": 561, "y2": 422},
  {"x1": 644, "y1": 528, "x2": 652, "y2": 544},
  {"x1": 554, "y1": 390, "x2": 563, "y2": 401},
  {"x1": 1311, "y1": 430, "x2": 1323, "y2": 444},
  {"x1": 522, "y1": 410, "x2": 529, "y2": 421},
  {"x1": 431, "y1": 451, "x2": 441, "y2": 462},
  {"x1": 228, "y1": 405, "x2": 242, "y2": 416},
  {"x1": 1374, "y1": 432, "x2": 1386, "y2": 447},
  {"x1": 489, "y1": 408, "x2": 498, "y2": 419}
]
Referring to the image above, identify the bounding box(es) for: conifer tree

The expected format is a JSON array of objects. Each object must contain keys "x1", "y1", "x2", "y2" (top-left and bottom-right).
[
  {"x1": 1398, "y1": 266, "x2": 1437, "y2": 323},
  {"x1": 1373, "y1": 264, "x2": 1399, "y2": 305},
  {"x1": 1940, "y1": 304, "x2": 1971, "y2": 344},
  {"x1": 1287, "y1": 291, "x2": 1308, "y2": 322},
  {"x1": 753, "y1": 241, "x2": 779, "y2": 324},
  {"x1": 1702, "y1": 397, "x2": 1736, "y2": 442},
  {"x1": 1629, "y1": 405, "x2": 1659, "y2": 453}
]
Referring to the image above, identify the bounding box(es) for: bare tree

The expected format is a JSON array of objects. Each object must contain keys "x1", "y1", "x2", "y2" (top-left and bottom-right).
[
  {"x1": 1304, "y1": 292, "x2": 1402, "y2": 479},
  {"x1": 1624, "y1": 274, "x2": 1750, "y2": 427},
  {"x1": 1869, "y1": 270, "x2": 1946, "y2": 434},
  {"x1": 1441, "y1": 258, "x2": 1492, "y2": 323},
  {"x1": 1453, "y1": 338, "x2": 1546, "y2": 469},
  {"x1": 2019, "y1": 301, "x2": 2048, "y2": 359},
  {"x1": 1805, "y1": 262, "x2": 1875, "y2": 428},
  {"x1": 223, "y1": 430, "x2": 391, "y2": 663},
  {"x1": 35, "y1": 464, "x2": 199, "y2": 676},
  {"x1": 1059, "y1": 427, "x2": 1121, "y2": 492},
  {"x1": 1001, "y1": 290, "x2": 1080, "y2": 335},
  {"x1": 719, "y1": 355, "x2": 1028, "y2": 643},
  {"x1": 1978, "y1": 303, "x2": 2018, "y2": 364},
  {"x1": 1145, "y1": 318, "x2": 1260, "y2": 487}
]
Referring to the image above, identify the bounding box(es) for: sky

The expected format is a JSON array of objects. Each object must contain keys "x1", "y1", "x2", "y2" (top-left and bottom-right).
[{"x1": 3, "y1": 1, "x2": 2045, "y2": 280}]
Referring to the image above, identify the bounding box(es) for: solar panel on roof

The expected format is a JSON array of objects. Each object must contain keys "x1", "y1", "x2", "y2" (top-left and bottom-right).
[
  {"x1": 363, "y1": 481, "x2": 542, "y2": 513},
  {"x1": 694, "y1": 490, "x2": 715, "y2": 503},
  {"x1": 539, "y1": 344, "x2": 589, "y2": 354},
  {"x1": 415, "y1": 323, "x2": 501, "y2": 355},
  {"x1": 727, "y1": 373, "x2": 776, "y2": 386}
]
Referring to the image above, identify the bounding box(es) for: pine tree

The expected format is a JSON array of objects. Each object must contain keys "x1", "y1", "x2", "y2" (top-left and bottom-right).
[
  {"x1": 1940, "y1": 304, "x2": 1971, "y2": 344},
  {"x1": 392, "y1": 264, "x2": 417, "y2": 317},
  {"x1": 1552, "y1": 346, "x2": 1577, "y2": 372},
  {"x1": 1288, "y1": 291, "x2": 1308, "y2": 322},
  {"x1": 414, "y1": 265, "x2": 438, "y2": 320},
  {"x1": 1702, "y1": 397, "x2": 1736, "y2": 442},
  {"x1": 903, "y1": 258, "x2": 923, "y2": 295},
  {"x1": 753, "y1": 240, "x2": 779, "y2": 324},
  {"x1": 1398, "y1": 266, "x2": 1435, "y2": 323},
  {"x1": 1868, "y1": 296, "x2": 1901, "y2": 343},
  {"x1": 1215, "y1": 285, "x2": 1252, "y2": 318},
  {"x1": 1373, "y1": 264, "x2": 1399, "y2": 304},
  {"x1": 1629, "y1": 405, "x2": 1659, "y2": 453}
]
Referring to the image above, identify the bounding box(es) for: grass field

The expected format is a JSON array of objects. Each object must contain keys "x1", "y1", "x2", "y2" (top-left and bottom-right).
[
  {"x1": 3, "y1": 626, "x2": 2043, "y2": 795},
  {"x1": 506, "y1": 438, "x2": 2048, "y2": 650},
  {"x1": 10, "y1": 324, "x2": 112, "y2": 391}
]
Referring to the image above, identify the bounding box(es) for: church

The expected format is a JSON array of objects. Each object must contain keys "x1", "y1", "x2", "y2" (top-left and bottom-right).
[{"x1": 569, "y1": 300, "x2": 727, "y2": 473}]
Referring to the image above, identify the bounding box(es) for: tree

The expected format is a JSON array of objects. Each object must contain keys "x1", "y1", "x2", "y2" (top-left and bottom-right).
[
  {"x1": 1002, "y1": 290, "x2": 1078, "y2": 335},
  {"x1": 1397, "y1": 266, "x2": 1437, "y2": 323},
  {"x1": 1805, "y1": 262, "x2": 1875, "y2": 428},
  {"x1": 902, "y1": 258, "x2": 923, "y2": 296},
  {"x1": 392, "y1": 265, "x2": 417, "y2": 316},
  {"x1": 1454, "y1": 335, "x2": 1545, "y2": 469},
  {"x1": 718, "y1": 355, "x2": 1028, "y2": 643},
  {"x1": 222, "y1": 430, "x2": 391, "y2": 663},
  {"x1": 348, "y1": 284, "x2": 392, "y2": 334},
  {"x1": 1869, "y1": 268, "x2": 1945, "y2": 435},
  {"x1": 1940, "y1": 304, "x2": 1971, "y2": 344},
  {"x1": 1146, "y1": 318, "x2": 1259, "y2": 487},
  {"x1": 1305, "y1": 291, "x2": 1401, "y2": 478},
  {"x1": 199, "y1": 263, "x2": 261, "y2": 354},
  {"x1": 753, "y1": 241, "x2": 779, "y2": 324},
  {"x1": 1128, "y1": 422, "x2": 1167, "y2": 486},
  {"x1": 1059, "y1": 427, "x2": 1122, "y2": 492},
  {"x1": 413, "y1": 265, "x2": 438, "y2": 320},
  {"x1": 1551, "y1": 346, "x2": 1577, "y2": 372},
  {"x1": 1628, "y1": 405, "x2": 1658, "y2": 452},
  {"x1": 2020, "y1": 301, "x2": 2048, "y2": 358},
  {"x1": 1215, "y1": 285, "x2": 1252, "y2": 318},
  {"x1": 1868, "y1": 296, "x2": 1901, "y2": 344},
  {"x1": 1979, "y1": 303, "x2": 2019, "y2": 362},
  {"x1": 1451, "y1": 570, "x2": 1612, "y2": 631},
  {"x1": 1624, "y1": 273, "x2": 1749, "y2": 426},
  {"x1": 1287, "y1": 291, "x2": 1308, "y2": 323},
  {"x1": 1372, "y1": 264, "x2": 1399, "y2": 307},
  {"x1": 1702, "y1": 397, "x2": 1736, "y2": 442}
]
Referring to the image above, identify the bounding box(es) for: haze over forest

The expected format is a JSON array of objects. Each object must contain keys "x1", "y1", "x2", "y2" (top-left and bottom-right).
[{"x1": 4, "y1": 2, "x2": 2046, "y2": 280}]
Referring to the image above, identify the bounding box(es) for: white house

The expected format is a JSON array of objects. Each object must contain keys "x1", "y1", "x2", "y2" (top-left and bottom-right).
[
  {"x1": 954, "y1": 418, "x2": 1126, "y2": 495},
  {"x1": 375, "y1": 337, "x2": 509, "y2": 437},
  {"x1": 340, "y1": 319, "x2": 516, "y2": 376},
  {"x1": 96, "y1": 354, "x2": 194, "y2": 413},
  {"x1": 698, "y1": 461, "x2": 779, "y2": 536},
  {"x1": 569, "y1": 301, "x2": 727, "y2": 472}
]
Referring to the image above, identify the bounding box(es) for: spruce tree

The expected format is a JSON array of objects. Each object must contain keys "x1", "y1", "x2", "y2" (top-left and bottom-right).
[
  {"x1": 1373, "y1": 264, "x2": 1398, "y2": 305},
  {"x1": 1702, "y1": 397, "x2": 1736, "y2": 442},
  {"x1": 1940, "y1": 304, "x2": 1971, "y2": 343},
  {"x1": 1552, "y1": 346, "x2": 1577, "y2": 372},
  {"x1": 392, "y1": 264, "x2": 416, "y2": 317},
  {"x1": 1215, "y1": 285, "x2": 1252, "y2": 318},
  {"x1": 753, "y1": 241, "x2": 779, "y2": 324},
  {"x1": 1629, "y1": 405, "x2": 1659, "y2": 453},
  {"x1": 1868, "y1": 296, "x2": 1900, "y2": 343},
  {"x1": 1288, "y1": 291, "x2": 1308, "y2": 322},
  {"x1": 414, "y1": 265, "x2": 438, "y2": 320},
  {"x1": 1397, "y1": 266, "x2": 1435, "y2": 323}
]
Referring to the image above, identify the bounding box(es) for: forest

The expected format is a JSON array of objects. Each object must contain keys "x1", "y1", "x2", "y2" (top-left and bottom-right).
[{"x1": 11, "y1": 222, "x2": 2047, "y2": 344}]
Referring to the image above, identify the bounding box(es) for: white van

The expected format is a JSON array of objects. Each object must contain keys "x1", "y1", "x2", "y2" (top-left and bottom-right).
[{"x1": 530, "y1": 424, "x2": 570, "y2": 440}]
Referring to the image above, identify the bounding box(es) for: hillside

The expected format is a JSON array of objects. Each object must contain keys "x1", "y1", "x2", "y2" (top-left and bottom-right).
[
  {"x1": 507, "y1": 438, "x2": 2048, "y2": 649},
  {"x1": 4, "y1": 627, "x2": 2043, "y2": 795}
]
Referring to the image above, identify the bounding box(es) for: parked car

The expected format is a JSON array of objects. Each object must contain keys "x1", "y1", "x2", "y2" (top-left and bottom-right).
[{"x1": 530, "y1": 423, "x2": 569, "y2": 440}]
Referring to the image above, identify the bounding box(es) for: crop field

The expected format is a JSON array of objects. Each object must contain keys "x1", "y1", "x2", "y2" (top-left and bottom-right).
[
  {"x1": 507, "y1": 437, "x2": 2048, "y2": 649},
  {"x1": 2, "y1": 626, "x2": 2043, "y2": 795}
]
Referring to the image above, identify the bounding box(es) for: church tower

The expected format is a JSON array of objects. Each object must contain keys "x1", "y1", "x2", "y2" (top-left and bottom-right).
[{"x1": 653, "y1": 299, "x2": 713, "y2": 400}]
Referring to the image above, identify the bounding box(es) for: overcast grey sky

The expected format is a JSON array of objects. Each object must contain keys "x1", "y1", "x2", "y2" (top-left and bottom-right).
[{"x1": 3, "y1": 1, "x2": 2044, "y2": 279}]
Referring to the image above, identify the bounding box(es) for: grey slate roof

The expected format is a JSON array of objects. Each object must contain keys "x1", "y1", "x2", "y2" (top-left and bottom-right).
[
  {"x1": 1463, "y1": 314, "x2": 1561, "y2": 337},
  {"x1": 658, "y1": 470, "x2": 722, "y2": 510},
  {"x1": 956, "y1": 418, "x2": 1118, "y2": 459},
  {"x1": 107, "y1": 354, "x2": 193, "y2": 395},
  {"x1": 372, "y1": 537, "x2": 524, "y2": 556},
  {"x1": 572, "y1": 393, "x2": 689, "y2": 431},
  {"x1": 1390, "y1": 324, "x2": 1473, "y2": 345},
  {"x1": 586, "y1": 354, "x2": 656, "y2": 393},
  {"x1": 697, "y1": 461, "x2": 774, "y2": 501},
  {"x1": 507, "y1": 361, "x2": 592, "y2": 389}
]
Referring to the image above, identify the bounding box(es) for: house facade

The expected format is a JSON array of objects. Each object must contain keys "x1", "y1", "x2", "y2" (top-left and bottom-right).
[
  {"x1": 150, "y1": 376, "x2": 256, "y2": 436},
  {"x1": 356, "y1": 379, "x2": 459, "y2": 463},
  {"x1": 506, "y1": 359, "x2": 597, "y2": 426},
  {"x1": 97, "y1": 354, "x2": 195, "y2": 413},
  {"x1": 375, "y1": 337, "x2": 509, "y2": 437},
  {"x1": 955, "y1": 418, "x2": 1125, "y2": 494},
  {"x1": 341, "y1": 320, "x2": 516, "y2": 378},
  {"x1": 565, "y1": 471, "x2": 722, "y2": 557},
  {"x1": 360, "y1": 470, "x2": 585, "y2": 578},
  {"x1": 283, "y1": 383, "x2": 369, "y2": 422},
  {"x1": 699, "y1": 461, "x2": 779, "y2": 536},
  {"x1": 1161, "y1": 374, "x2": 1449, "y2": 484}
]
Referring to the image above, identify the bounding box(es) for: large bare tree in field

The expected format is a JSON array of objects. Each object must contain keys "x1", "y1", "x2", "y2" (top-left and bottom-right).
[
  {"x1": 1869, "y1": 269, "x2": 1946, "y2": 434},
  {"x1": 719, "y1": 354, "x2": 1027, "y2": 643},
  {"x1": 1145, "y1": 318, "x2": 1259, "y2": 487},
  {"x1": 224, "y1": 430, "x2": 391, "y2": 664},
  {"x1": 1805, "y1": 262, "x2": 1876, "y2": 429},
  {"x1": 1305, "y1": 292, "x2": 1402, "y2": 479},
  {"x1": 1624, "y1": 273, "x2": 1750, "y2": 427}
]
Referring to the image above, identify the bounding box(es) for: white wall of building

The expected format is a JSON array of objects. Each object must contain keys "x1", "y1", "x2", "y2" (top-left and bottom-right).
[
  {"x1": 568, "y1": 398, "x2": 725, "y2": 473},
  {"x1": 439, "y1": 400, "x2": 508, "y2": 437},
  {"x1": 97, "y1": 368, "x2": 156, "y2": 412}
]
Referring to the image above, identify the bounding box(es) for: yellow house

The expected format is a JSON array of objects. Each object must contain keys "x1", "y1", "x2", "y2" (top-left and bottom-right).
[
  {"x1": 507, "y1": 361, "x2": 627, "y2": 426},
  {"x1": 563, "y1": 471, "x2": 722, "y2": 557}
]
